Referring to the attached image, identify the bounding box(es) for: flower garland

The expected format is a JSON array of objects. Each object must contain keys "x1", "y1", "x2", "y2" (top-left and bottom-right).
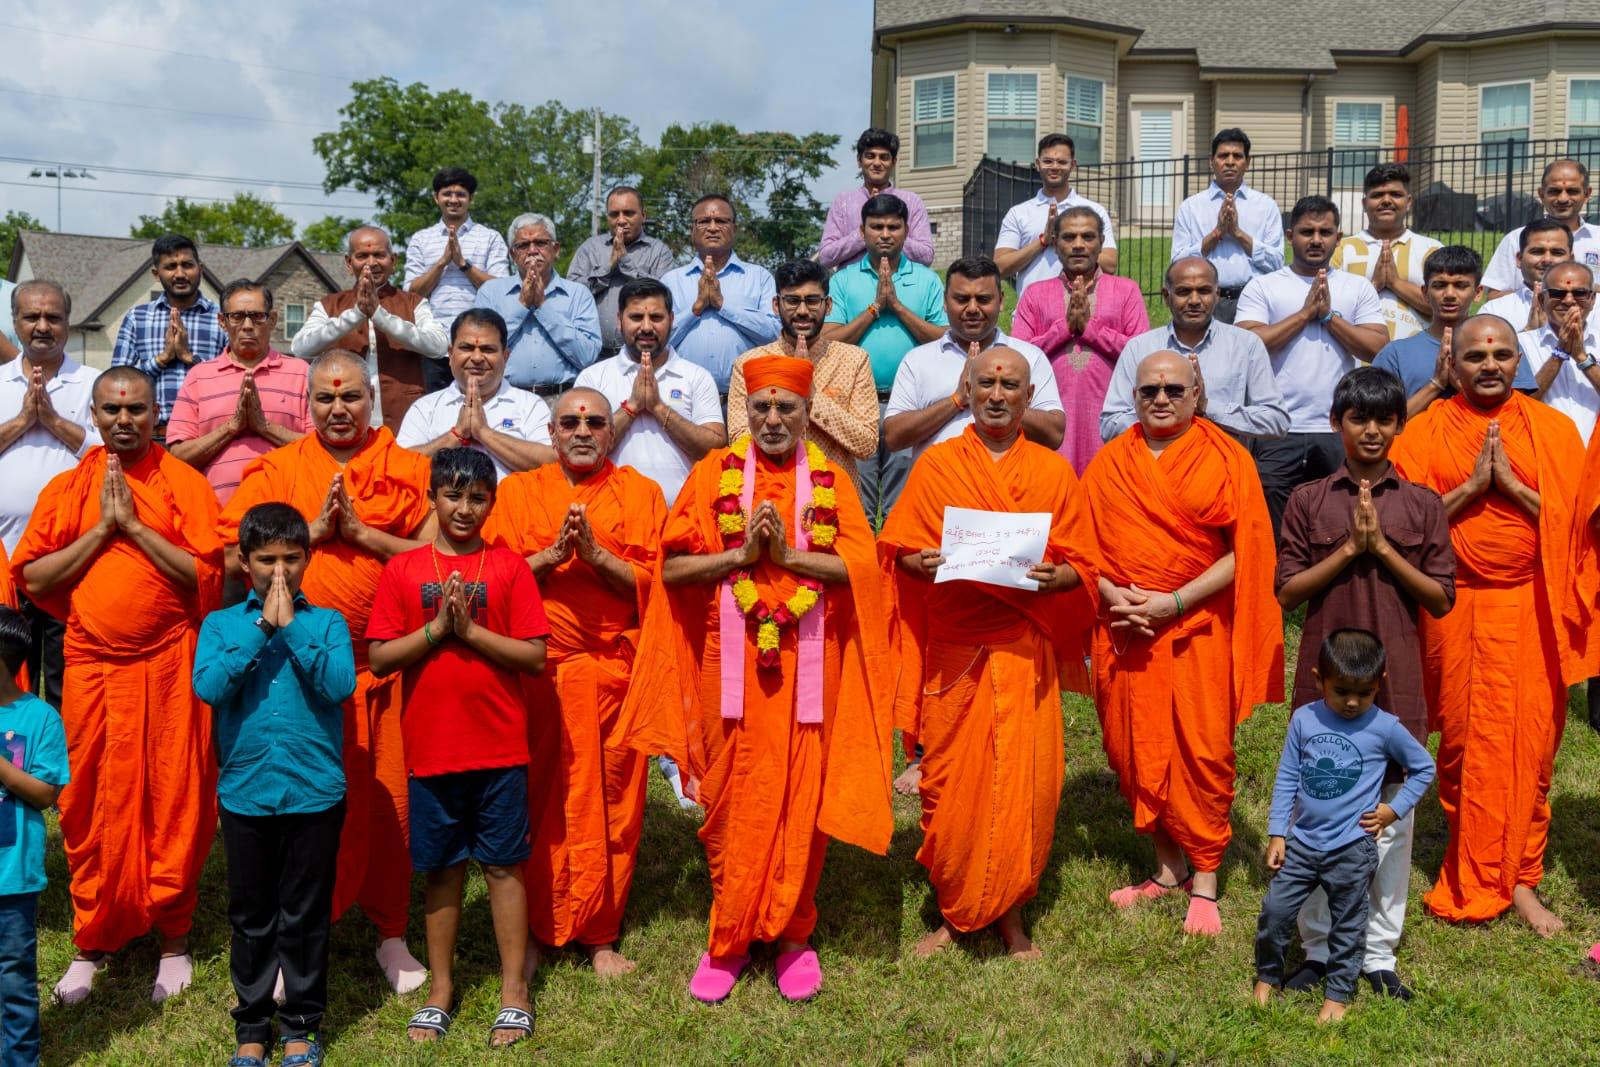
[{"x1": 715, "y1": 438, "x2": 836, "y2": 669}]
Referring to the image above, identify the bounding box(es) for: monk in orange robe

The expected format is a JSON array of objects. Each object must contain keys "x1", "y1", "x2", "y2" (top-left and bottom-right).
[
  {"x1": 220, "y1": 350, "x2": 435, "y2": 991},
  {"x1": 879, "y1": 348, "x2": 1095, "y2": 959},
  {"x1": 623, "y1": 355, "x2": 893, "y2": 1004},
  {"x1": 1391, "y1": 315, "x2": 1583, "y2": 936},
  {"x1": 482, "y1": 387, "x2": 666, "y2": 977},
  {"x1": 12, "y1": 368, "x2": 223, "y2": 1005},
  {"x1": 1081, "y1": 351, "x2": 1283, "y2": 936}
]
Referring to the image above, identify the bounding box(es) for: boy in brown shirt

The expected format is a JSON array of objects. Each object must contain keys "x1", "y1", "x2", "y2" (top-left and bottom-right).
[{"x1": 1275, "y1": 364, "x2": 1456, "y2": 1002}]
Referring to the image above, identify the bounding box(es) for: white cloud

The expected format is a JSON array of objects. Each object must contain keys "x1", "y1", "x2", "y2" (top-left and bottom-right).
[{"x1": 0, "y1": 1, "x2": 871, "y2": 242}]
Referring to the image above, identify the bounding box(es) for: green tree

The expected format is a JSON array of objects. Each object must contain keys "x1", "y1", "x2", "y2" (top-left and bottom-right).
[
  {"x1": 635, "y1": 124, "x2": 839, "y2": 263},
  {"x1": 0, "y1": 210, "x2": 46, "y2": 273},
  {"x1": 312, "y1": 77, "x2": 643, "y2": 253},
  {"x1": 300, "y1": 215, "x2": 368, "y2": 253},
  {"x1": 131, "y1": 193, "x2": 296, "y2": 247}
]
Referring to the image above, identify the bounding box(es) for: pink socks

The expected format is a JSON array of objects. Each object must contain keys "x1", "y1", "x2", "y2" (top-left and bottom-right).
[{"x1": 1109, "y1": 875, "x2": 1192, "y2": 909}]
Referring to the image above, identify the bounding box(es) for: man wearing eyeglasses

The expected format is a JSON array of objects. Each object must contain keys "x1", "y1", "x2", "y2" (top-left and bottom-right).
[
  {"x1": 166, "y1": 281, "x2": 308, "y2": 503},
  {"x1": 662, "y1": 195, "x2": 781, "y2": 395},
  {"x1": 1518, "y1": 261, "x2": 1600, "y2": 444},
  {"x1": 475, "y1": 213, "x2": 602, "y2": 397},
  {"x1": 724, "y1": 260, "x2": 878, "y2": 481}
]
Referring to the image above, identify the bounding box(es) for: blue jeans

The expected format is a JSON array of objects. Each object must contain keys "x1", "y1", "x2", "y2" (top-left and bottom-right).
[{"x1": 0, "y1": 893, "x2": 39, "y2": 1067}]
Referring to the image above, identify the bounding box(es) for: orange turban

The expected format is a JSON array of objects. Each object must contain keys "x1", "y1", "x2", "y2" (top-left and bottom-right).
[{"x1": 743, "y1": 355, "x2": 814, "y2": 398}]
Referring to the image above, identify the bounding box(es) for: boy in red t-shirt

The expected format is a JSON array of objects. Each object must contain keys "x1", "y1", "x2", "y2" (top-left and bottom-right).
[{"x1": 367, "y1": 447, "x2": 548, "y2": 1049}]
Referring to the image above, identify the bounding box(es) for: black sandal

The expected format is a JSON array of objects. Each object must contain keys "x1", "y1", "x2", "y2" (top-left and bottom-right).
[
  {"x1": 406, "y1": 1006, "x2": 452, "y2": 1042},
  {"x1": 489, "y1": 1005, "x2": 534, "y2": 1048}
]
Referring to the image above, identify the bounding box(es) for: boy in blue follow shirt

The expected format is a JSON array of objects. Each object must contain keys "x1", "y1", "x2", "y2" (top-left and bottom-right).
[
  {"x1": 194, "y1": 503, "x2": 356, "y2": 1067},
  {"x1": 0, "y1": 606, "x2": 68, "y2": 1065},
  {"x1": 1253, "y1": 628, "x2": 1434, "y2": 1023}
]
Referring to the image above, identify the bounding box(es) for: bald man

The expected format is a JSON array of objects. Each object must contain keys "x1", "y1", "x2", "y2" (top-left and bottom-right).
[
  {"x1": 483, "y1": 387, "x2": 668, "y2": 974},
  {"x1": 1390, "y1": 315, "x2": 1584, "y2": 934},
  {"x1": 292, "y1": 226, "x2": 449, "y2": 433},
  {"x1": 1082, "y1": 351, "x2": 1283, "y2": 936},
  {"x1": 13, "y1": 368, "x2": 223, "y2": 1004},
  {"x1": 880, "y1": 348, "x2": 1094, "y2": 958}
]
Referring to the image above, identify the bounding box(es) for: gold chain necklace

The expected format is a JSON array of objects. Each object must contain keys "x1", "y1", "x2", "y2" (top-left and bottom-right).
[{"x1": 431, "y1": 541, "x2": 488, "y2": 589}]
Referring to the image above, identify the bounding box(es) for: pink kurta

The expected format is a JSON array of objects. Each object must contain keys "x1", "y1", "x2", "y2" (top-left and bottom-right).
[{"x1": 1012, "y1": 272, "x2": 1149, "y2": 475}]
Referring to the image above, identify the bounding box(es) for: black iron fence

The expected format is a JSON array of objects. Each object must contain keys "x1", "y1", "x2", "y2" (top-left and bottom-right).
[{"x1": 962, "y1": 138, "x2": 1600, "y2": 297}]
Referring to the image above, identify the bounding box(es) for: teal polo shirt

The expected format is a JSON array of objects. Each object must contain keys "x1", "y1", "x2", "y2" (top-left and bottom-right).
[{"x1": 825, "y1": 254, "x2": 948, "y2": 390}]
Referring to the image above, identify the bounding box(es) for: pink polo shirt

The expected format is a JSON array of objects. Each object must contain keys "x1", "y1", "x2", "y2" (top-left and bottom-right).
[{"x1": 166, "y1": 348, "x2": 311, "y2": 502}]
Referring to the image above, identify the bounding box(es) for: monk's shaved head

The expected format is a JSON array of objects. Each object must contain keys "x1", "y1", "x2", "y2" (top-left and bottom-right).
[
  {"x1": 308, "y1": 351, "x2": 371, "y2": 395},
  {"x1": 551, "y1": 386, "x2": 614, "y2": 475},
  {"x1": 1135, "y1": 350, "x2": 1197, "y2": 388},
  {"x1": 1133, "y1": 350, "x2": 1199, "y2": 441},
  {"x1": 966, "y1": 346, "x2": 1033, "y2": 449},
  {"x1": 93, "y1": 366, "x2": 154, "y2": 403},
  {"x1": 963, "y1": 346, "x2": 1031, "y2": 391},
  {"x1": 307, "y1": 351, "x2": 373, "y2": 450},
  {"x1": 1452, "y1": 315, "x2": 1521, "y2": 409}
]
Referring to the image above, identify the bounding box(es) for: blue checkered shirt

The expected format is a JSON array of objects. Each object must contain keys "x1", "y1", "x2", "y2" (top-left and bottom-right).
[{"x1": 111, "y1": 295, "x2": 225, "y2": 424}]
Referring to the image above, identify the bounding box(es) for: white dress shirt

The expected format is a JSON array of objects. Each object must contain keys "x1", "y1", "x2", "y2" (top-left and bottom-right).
[
  {"x1": 0, "y1": 356, "x2": 97, "y2": 554},
  {"x1": 1479, "y1": 289, "x2": 1537, "y2": 331},
  {"x1": 1483, "y1": 221, "x2": 1600, "y2": 292},
  {"x1": 885, "y1": 331, "x2": 1063, "y2": 460},
  {"x1": 1235, "y1": 267, "x2": 1386, "y2": 433},
  {"x1": 573, "y1": 347, "x2": 722, "y2": 505},
  {"x1": 395, "y1": 379, "x2": 553, "y2": 481},
  {"x1": 1102, "y1": 321, "x2": 1289, "y2": 440},
  {"x1": 1518, "y1": 320, "x2": 1600, "y2": 444},
  {"x1": 995, "y1": 188, "x2": 1117, "y2": 297},
  {"x1": 291, "y1": 296, "x2": 450, "y2": 427},
  {"x1": 403, "y1": 218, "x2": 510, "y2": 330},
  {"x1": 1170, "y1": 183, "x2": 1286, "y2": 289}
]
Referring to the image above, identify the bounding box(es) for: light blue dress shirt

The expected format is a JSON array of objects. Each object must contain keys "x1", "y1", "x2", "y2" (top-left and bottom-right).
[
  {"x1": 474, "y1": 270, "x2": 603, "y2": 390},
  {"x1": 662, "y1": 254, "x2": 782, "y2": 392},
  {"x1": 1171, "y1": 182, "x2": 1286, "y2": 289}
]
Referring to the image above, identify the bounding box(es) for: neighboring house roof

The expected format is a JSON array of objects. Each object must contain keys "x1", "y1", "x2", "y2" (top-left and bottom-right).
[
  {"x1": 873, "y1": 0, "x2": 1600, "y2": 73},
  {"x1": 7, "y1": 232, "x2": 348, "y2": 328}
]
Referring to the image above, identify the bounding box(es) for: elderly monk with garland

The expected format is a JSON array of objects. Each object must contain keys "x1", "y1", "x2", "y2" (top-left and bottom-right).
[
  {"x1": 624, "y1": 355, "x2": 893, "y2": 1004},
  {"x1": 1391, "y1": 315, "x2": 1584, "y2": 936},
  {"x1": 1081, "y1": 351, "x2": 1283, "y2": 937},
  {"x1": 220, "y1": 350, "x2": 436, "y2": 992},
  {"x1": 12, "y1": 368, "x2": 223, "y2": 1005},
  {"x1": 879, "y1": 347, "x2": 1095, "y2": 959},
  {"x1": 481, "y1": 387, "x2": 667, "y2": 977}
]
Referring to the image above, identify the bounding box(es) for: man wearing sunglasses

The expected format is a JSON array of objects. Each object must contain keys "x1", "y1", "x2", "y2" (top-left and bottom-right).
[
  {"x1": 726, "y1": 260, "x2": 878, "y2": 480},
  {"x1": 1518, "y1": 262, "x2": 1600, "y2": 446},
  {"x1": 662, "y1": 195, "x2": 781, "y2": 394},
  {"x1": 166, "y1": 281, "x2": 309, "y2": 503},
  {"x1": 480, "y1": 387, "x2": 666, "y2": 980}
]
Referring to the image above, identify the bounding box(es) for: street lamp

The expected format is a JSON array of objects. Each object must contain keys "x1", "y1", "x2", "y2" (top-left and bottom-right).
[{"x1": 27, "y1": 166, "x2": 96, "y2": 230}]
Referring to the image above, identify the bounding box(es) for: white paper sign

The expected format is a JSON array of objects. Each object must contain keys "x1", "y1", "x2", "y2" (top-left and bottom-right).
[{"x1": 934, "y1": 507, "x2": 1050, "y2": 590}]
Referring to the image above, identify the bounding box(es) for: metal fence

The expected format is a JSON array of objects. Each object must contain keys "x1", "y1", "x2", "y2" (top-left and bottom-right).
[{"x1": 963, "y1": 138, "x2": 1600, "y2": 297}]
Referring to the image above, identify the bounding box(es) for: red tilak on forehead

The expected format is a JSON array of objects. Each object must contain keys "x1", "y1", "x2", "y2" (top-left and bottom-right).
[
  {"x1": 118, "y1": 387, "x2": 126, "y2": 397},
  {"x1": 769, "y1": 388, "x2": 777, "y2": 396},
  {"x1": 578, "y1": 404, "x2": 587, "y2": 412},
  {"x1": 333, "y1": 378, "x2": 342, "y2": 387}
]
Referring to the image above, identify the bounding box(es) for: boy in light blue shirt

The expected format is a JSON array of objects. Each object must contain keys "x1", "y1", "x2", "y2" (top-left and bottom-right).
[
  {"x1": 1253, "y1": 628, "x2": 1434, "y2": 1023},
  {"x1": 0, "y1": 605, "x2": 70, "y2": 1064}
]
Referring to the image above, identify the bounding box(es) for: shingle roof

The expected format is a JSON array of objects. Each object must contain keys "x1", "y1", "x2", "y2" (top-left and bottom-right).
[
  {"x1": 873, "y1": 0, "x2": 1600, "y2": 72},
  {"x1": 11, "y1": 233, "x2": 345, "y2": 327}
]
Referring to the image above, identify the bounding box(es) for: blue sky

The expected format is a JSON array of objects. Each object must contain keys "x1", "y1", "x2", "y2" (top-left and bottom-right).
[{"x1": 0, "y1": 1, "x2": 874, "y2": 238}]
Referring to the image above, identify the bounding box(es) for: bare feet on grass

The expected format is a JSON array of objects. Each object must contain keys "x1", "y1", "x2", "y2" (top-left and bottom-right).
[
  {"x1": 997, "y1": 906, "x2": 1041, "y2": 960},
  {"x1": 1316, "y1": 999, "x2": 1347, "y2": 1024},
  {"x1": 893, "y1": 761, "x2": 922, "y2": 796},
  {"x1": 584, "y1": 942, "x2": 637, "y2": 977},
  {"x1": 913, "y1": 922, "x2": 956, "y2": 959},
  {"x1": 1512, "y1": 885, "x2": 1564, "y2": 937},
  {"x1": 1251, "y1": 981, "x2": 1275, "y2": 1007}
]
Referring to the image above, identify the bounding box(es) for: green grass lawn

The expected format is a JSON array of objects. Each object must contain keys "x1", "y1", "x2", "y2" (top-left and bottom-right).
[{"x1": 36, "y1": 625, "x2": 1600, "y2": 1065}]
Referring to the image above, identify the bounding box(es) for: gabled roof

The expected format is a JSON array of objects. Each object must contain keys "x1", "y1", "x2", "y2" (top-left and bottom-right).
[
  {"x1": 873, "y1": 0, "x2": 1600, "y2": 73},
  {"x1": 9, "y1": 232, "x2": 347, "y2": 328}
]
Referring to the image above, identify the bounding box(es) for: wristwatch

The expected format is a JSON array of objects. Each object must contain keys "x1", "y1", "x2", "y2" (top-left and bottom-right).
[
  {"x1": 254, "y1": 616, "x2": 277, "y2": 639},
  {"x1": 1577, "y1": 354, "x2": 1598, "y2": 372}
]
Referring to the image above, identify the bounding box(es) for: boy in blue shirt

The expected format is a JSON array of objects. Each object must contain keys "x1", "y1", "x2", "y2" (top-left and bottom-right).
[
  {"x1": 194, "y1": 503, "x2": 357, "y2": 1067},
  {"x1": 0, "y1": 606, "x2": 69, "y2": 1065},
  {"x1": 1253, "y1": 628, "x2": 1435, "y2": 1023}
]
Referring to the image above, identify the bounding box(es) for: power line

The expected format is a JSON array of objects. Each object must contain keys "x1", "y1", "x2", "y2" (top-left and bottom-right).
[
  {"x1": 0, "y1": 21, "x2": 360, "y2": 83},
  {"x1": 0, "y1": 155, "x2": 341, "y2": 193},
  {"x1": 0, "y1": 87, "x2": 333, "y2": 130},
  {"x1": 0, "y1": 178, "x2": 375, "y2": 212}
]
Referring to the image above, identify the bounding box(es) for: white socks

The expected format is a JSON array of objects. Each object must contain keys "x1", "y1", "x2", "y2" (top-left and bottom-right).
[
  {"x1": 53, "y1": 957, "x2": 105, "y2": 1005},
  {"x1": 376, "y1": 937, "x2": 427, "y2": 995},
  {"x1": 152, "y1": 953, "x2": 194, "y2": 1003}
]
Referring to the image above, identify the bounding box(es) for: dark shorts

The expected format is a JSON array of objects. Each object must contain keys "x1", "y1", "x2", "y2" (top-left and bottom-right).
[{"x1": 408, "y1": 766, "x2": 531, "y2": 871}]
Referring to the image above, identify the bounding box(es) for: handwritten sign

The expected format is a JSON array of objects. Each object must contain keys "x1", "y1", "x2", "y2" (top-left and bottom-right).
[{"x1": 935, "y1": 507, "x2": 1050, "y2": 590}]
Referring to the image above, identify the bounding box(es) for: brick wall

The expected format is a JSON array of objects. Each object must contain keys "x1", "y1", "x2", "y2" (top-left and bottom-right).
[
  {"x1": 928, "y1": 206, "x2": 963, "y2": 269},
  {"x1": 264, "y1": 258, "x2": 339, "y2": 353}
]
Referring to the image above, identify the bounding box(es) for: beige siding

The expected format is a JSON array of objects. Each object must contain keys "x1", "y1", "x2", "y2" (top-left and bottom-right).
[
  {"x1": 1433, "y1": 40, "x2": 1557, "y2": 145},
  {"x1": 1213, "y1": 80, "x2": 1308, "y2": 154},
  {"x1": 1431, "y1": 49, "x2": 1473, "y2": 144},
  {"x1": 895, "y1": 33, "x2": 973, "y2": 207},
  {"x1": 1553, "y1": 38, "x2": 1600, "y2": 136},
  {"x1": 1309, "y1": 63, "x2": 1413, "y2": 149},
  {"x1": 1054, "y1": 32, "x2": 1119, "y2": 161},
  {"x1": 1412, "y1": 51, "x2": 1440, "y2": 146},
  {"x1": 1118, "y1": 61, "x2": 1211, "y2": 159}
]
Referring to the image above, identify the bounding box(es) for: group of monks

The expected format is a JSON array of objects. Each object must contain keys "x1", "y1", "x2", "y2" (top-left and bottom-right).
[{"x1": 5, "y1": 307, "x2": 1600, "y2": 1012}]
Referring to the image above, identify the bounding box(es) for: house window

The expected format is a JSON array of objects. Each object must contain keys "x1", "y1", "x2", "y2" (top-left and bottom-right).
[
  {"x1": 1480, "y1": 81, "x2": 1532, "y2": 175},
  {"x1": 912, "y1": 75, "x2": 956, "y2": 169},
  {"x1": 1569, "y1": 79, "x2": 1600, "y2": 170},
  {"x1": 986, "y1": 72, "x2": 1038, "y2": 164},
  {"x1": 1332, "y1": 102, "x2": 1382, "y2": 189},
  {"x1": 283, "y1": 303, "x2": 306, "y2": 339},
  {"x1": 1065, "y1": 77, "x2": 1105, "y2": 165}
]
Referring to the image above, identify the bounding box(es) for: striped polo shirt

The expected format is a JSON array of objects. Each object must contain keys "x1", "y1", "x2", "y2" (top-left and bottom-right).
[{"x1": 165, "y1": 348, "x2": 311, "y2": 502}]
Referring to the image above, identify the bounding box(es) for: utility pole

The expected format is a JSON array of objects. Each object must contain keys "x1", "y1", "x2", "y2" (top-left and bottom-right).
[{"x1": 590, "y1": 107, "x2": 604, "y2": 237}]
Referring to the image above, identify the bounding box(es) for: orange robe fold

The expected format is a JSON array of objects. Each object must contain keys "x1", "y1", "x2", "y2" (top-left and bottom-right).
[
  {"x1": 11, "y1": 446, "x2": 223, "y2": 953},
  {"x1": 1392, "y1": 392, "x2": 1582, "y2": 922},
  {"x1": 219, "y1": 428, "x2": 432, "y2": 937},
  {"x1": 482, "y1": 461, "x2": 667, "y2": 948},
  {"x1": 878, "y1": 427, "x2": 1097, "y2": 932},
  {"x1": 1081, "y1": 421, "x2": 1283, "y2": 873},
  {"x1": 623, "y1": 446, "x2": 893, "y2": 956},
  {"x1": 0, "y1": 543, "x2": 24, "y2": 690}
]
